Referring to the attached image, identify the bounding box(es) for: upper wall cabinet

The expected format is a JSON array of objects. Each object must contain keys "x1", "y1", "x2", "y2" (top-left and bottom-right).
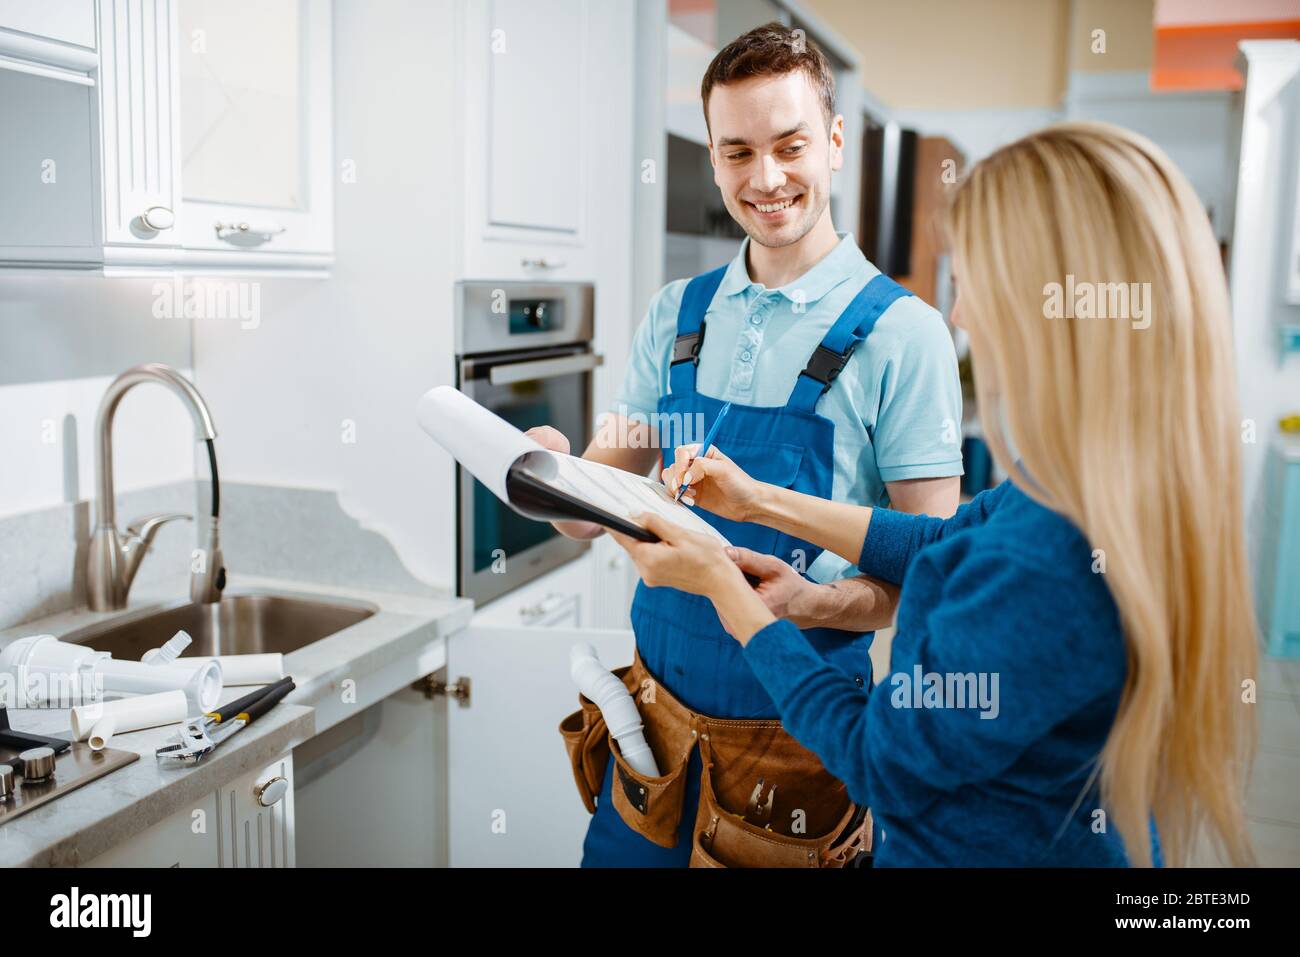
[
  {"x1": 176, "y1": 0, "x2": 333, "y2": 270},
  {"x1": 0, "y1": 0, "x2": 333, "y2": 274},
  {"x1": 0, "y1": 0, "x2": 96, "y2": 48},
  {"x1": 0, "y1": 1, "x2": 101, "y2": 264},
  {"x1": 459, "y1": 0, "x2": 622, "y2": 281},
  {"x1": 97, "y1": 0, "x2": 183, "y2": 269}
]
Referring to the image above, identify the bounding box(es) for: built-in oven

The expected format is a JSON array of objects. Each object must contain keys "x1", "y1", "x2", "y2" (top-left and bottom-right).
[{"x1": 455, "y1": 281, "x2": 600, "y2": 606}]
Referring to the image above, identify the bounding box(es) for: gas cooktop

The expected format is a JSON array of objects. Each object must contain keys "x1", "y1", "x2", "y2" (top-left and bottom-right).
[{"x1": 0, "y1": 708, "x2": 138, "y2": 825}]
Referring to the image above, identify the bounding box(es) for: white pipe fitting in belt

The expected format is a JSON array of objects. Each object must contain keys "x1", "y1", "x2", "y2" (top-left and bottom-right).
[{"x1": 569, "y1": 643, "x2": 659, "y2": 778}]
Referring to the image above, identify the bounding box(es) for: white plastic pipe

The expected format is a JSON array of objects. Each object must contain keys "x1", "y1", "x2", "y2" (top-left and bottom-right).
[
  {"x1": 145, "y1": 652, "x2": 283, "y2": 686},
  {"x1": 0, "y1": 634, "x2": 222, "y2": 711},
  {"x1": 141, "y1": 630, "x2": 193, "y2": 665},
  {"x1": 70, "y1": 690, "x2": 189, "y2": 751},
  {"x1": 569, "y1": 644, "x2": 659, "y2": 778},
  {"x1": 0, "y1": 634, "x2": 107, "y2": 708},
  {"x1": 96, "y1": 656, "x2": 222, "y2": 712}
]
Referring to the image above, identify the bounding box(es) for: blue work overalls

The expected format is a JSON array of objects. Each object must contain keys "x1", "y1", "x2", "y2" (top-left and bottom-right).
[{"x1": 581, "y1": 265, "x2": 913, "y2": 866}]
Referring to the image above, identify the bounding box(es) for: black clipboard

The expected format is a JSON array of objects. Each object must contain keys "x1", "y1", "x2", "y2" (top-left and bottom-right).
[
  {"x1": 505, "y1": 463, "x2": 662, "y2": 542},
  {"x1": 506, "y1": 461, "x2": 762, "y2": 588}
]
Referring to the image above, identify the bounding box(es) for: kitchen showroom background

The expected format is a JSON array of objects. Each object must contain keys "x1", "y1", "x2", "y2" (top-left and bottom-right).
[{"x1": 0, "y1": 0, "x2": 1297, "y2": 873}]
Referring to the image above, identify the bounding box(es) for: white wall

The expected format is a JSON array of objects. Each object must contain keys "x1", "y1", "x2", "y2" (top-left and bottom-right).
[
  {"x1": 0, "y1": 275, "x2": 196, "y2": 519},
  {"x1": 893, "y1": 69, "x2": 1238, "y2": 226},
  {"x1": 890, "y1": 105, "x2": 1063, "y2": 164},
  {"x1": 191, "y1": 0, "x2": 461, "y2": 589},
  {"x1": 1227, "y1": 41, "x2": 1300, "y2": 564},
  {"x1": 191, "y1": 0, "x2": 637, "y2": 593},
  {"x1": 634, "y1": 0, "x2": 668, "y2": 317},
  {"x1": 1065, "y1": 71, "x2": 1238, "y2": 239}
]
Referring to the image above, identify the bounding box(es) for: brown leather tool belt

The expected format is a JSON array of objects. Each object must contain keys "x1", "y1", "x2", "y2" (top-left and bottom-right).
[{"x1": 560, "y1": 650, "x2": 869, "y2": 868}]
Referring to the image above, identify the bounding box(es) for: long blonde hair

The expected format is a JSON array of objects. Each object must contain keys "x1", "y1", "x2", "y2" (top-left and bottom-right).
[{"x1": 947, "y1": 121, "x2": 1257, "y2": 866}]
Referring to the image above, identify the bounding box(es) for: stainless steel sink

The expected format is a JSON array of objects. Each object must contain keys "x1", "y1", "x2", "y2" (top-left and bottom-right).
[{"x1": 59, "y1": 592, "x2": 378, "y2": 660}]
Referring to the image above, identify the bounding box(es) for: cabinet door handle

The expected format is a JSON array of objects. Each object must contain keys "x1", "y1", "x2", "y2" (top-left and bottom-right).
[
  {"x1": 139, "y1": 206, "x2": 175, "y2": 231},
  {"x1": 215, "y1": 221, "x2": 286, "y2": 243},
  {"x1": 521, "y1": 257, "x2": 567, "y2": 270},
  {"x1": 520, "y1": 592, "x2": 569, "y2": 622}
]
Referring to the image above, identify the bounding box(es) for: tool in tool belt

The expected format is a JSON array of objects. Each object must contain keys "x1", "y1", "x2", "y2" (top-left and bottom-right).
[
  {"x1": 744, "y1": 778, "x2": 776, "y2": 827},
  {"x1": 563, "y1": 653, "x2": 871, "y2": 866},
  {"x1": 155, "y1": 677, "x2": 295, "y2": 766}
]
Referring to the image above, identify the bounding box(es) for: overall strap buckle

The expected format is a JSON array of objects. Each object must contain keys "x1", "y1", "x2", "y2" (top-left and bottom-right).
[
  {"x1": 671, "y1": 326, "x2": 706, "y2": 366},
  {"x1": 800, "y1": 342, "x2": 856, "y2": 394}
]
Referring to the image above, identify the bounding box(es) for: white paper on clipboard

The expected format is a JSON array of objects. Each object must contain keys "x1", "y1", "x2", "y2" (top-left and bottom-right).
[
  {"x1": 541, "y1": 453, "x2": 729, "y2": 544},
  {"x1": 416, "y1": 385, "x2": 729, "y2": 544}
]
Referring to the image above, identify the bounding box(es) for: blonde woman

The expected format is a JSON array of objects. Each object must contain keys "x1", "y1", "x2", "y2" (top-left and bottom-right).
[{"x1": 609, "y1": 122, "x2": 1257, "y2": 867}]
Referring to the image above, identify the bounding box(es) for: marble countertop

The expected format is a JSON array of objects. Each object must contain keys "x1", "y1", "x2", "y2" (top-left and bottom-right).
[{"x1": 0, "y1": 574, "x2": 472, "y2": 867}]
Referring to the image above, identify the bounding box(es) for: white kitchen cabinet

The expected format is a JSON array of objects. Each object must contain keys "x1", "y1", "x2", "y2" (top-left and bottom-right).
[
  {"x1": 471, "y1": 550, "x2": 594, "y2": 629},
  {"x1": 0, "y1": 66, "x2": 99, "y2": 259},
  {"x1": 0, "y1": 7, "x2": 100, "y2": 265},
  {"x1": 444, "y1": 622, "x2": 634, "y2": 867},
  {"x1": 458, "y1": 0, "x2": 633, "y2": 282},
  {"x1": 84, "y1": 751, "x2": 295, "y2": 867},
  {"x1": 293, "y1": 688, "x2": 447, "y2": 868},
  {"x1": 213, "y1": 751, "x2": 296, "y2": 867},
  {"x1": 175, "y1": 0, "x2": 334, "y2": 270},
  {"x1": 97, "y1": 0, "x2": 184, "y2": 269},
  {"x1": 0, "y1": 0, "x2": 333, "y2": 273},
  {"x1": 589, "y1": 533, "x2": 637, "y2": 631},
  {"x1": 0, "y1": 0, "x2": 183, "y2": 270},
  {"x1": 0, "y1": 0, "x2": 96, "y2": 48},
  {"x1": 85, "y1": 800, "x2": 220, "y2": 867}
]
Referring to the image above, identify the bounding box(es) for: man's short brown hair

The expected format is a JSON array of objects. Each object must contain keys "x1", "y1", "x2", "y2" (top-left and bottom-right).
[{"x1": 700, "y1": 22, "x2": 836, "y2": 134}]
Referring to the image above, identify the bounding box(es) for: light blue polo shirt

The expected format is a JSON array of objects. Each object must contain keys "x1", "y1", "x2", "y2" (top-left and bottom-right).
[{"x1": 614, "y1": 232, "x2": 964, "y2": 584}]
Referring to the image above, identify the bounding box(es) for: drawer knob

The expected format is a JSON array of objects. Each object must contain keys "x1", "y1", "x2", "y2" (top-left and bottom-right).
[{"x1": 254, "y1": 775, "x2": 289, "y2": 807}]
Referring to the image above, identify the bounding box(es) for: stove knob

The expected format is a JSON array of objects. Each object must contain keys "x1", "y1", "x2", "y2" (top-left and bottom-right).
[
  {"x1": 19, "y1": 747, "x2": 55, "y2": 783},
  {"x1": 0, "y1": 765, "x2": 13, "y2": 800}
]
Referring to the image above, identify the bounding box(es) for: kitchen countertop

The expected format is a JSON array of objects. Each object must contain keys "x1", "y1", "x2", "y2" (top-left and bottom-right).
[{"x1": 0, "y1": 574, "x2": 472, "y2": 867}]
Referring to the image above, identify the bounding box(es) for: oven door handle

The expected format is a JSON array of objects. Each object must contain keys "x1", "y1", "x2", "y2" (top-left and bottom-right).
[{"x1": 486, "y1": 352, "x2": 604, "y2": 386}]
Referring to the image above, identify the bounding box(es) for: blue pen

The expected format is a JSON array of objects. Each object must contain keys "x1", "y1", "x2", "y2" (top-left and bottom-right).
[{"x1": 674, "y1": 402, "x2": 731, "y2": 503}]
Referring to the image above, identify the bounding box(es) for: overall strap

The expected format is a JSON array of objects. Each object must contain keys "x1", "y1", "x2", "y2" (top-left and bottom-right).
[
  {"x1": 787, "y1": 273, "x2": 913, "y2": 413},
  {"x1": 668, "y1": 265, "x2": 728, "y2": 396}
]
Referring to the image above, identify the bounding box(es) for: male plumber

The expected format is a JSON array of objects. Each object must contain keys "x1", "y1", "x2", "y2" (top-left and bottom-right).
[{"x1": 528, "y1": 22, "x2": 963, "y2": 866}]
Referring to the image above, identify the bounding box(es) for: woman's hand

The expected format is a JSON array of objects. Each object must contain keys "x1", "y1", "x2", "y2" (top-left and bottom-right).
[
  {"x1": 608, "y1": 513, "x2": 775, "y2": 644},
  {"x1": 607, "y1": 513, "x2": 741, "y2": 596},
  {"x1": 662, "y1": 444, "x2": 764, "y2": 522}
]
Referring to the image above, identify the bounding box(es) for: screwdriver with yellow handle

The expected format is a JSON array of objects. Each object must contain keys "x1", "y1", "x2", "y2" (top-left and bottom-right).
[{"x1": 156, "y1": 676, "x2": 296, "y2": 765}]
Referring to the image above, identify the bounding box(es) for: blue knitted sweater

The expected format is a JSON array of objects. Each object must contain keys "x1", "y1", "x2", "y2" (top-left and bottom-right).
[{"x1": 743, "y1": 480, "x2": 1161, "y2": 866}]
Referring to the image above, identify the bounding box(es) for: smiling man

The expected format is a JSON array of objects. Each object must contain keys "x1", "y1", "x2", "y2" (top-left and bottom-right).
[{"x1": 528, "y1": 22, "x2": 963, "y2": 867}]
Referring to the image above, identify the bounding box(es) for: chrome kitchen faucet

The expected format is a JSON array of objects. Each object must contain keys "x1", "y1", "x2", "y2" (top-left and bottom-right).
[{"x1": 86, "y1": 363, "x2": 226, "y2": 611}]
